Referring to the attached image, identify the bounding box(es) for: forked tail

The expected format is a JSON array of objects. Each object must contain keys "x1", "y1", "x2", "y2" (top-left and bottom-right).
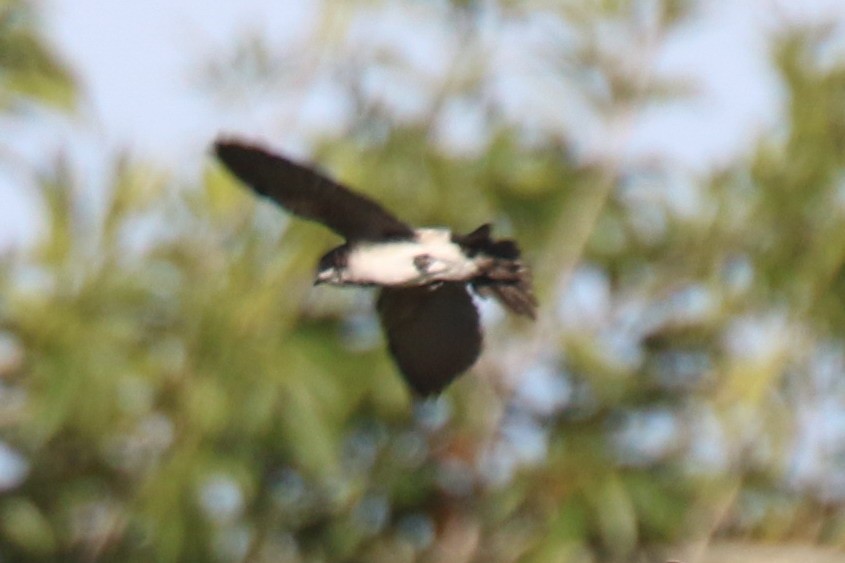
[{"x1": 453, "y1": 224, "x2": 538, "y2": 319}]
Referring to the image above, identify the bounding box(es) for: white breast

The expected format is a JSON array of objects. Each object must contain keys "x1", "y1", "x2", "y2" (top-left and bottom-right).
[{"x1": 344, "y1": 228, "x2": 479, "y2": 286}]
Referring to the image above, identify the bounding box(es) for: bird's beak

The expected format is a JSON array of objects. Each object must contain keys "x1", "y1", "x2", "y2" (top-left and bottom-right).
[{"x1": 313, "y1": 270, "x2": 333, "y2": 286}]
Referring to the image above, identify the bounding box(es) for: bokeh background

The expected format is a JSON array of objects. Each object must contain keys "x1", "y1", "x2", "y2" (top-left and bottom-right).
[{"x1": 2, "y1": 0, "x2": 845, "y2": 561}]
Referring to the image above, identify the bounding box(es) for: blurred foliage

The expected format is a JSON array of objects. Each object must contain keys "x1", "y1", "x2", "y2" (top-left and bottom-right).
[
  {"x1": 3, "y1": 1, "x2": 845, "y2": 562},
  {"x1": 0, "y1": 0, "x2": 75, "y2": 111}
]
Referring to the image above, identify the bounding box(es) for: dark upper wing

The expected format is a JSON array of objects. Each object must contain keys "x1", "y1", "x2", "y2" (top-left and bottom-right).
[
  {"x1": 377, "y1": 283, "x2": 482, "y2": 396},
  {"x1": 214, "y1": 139, "x2": 414, "y2": 241}
]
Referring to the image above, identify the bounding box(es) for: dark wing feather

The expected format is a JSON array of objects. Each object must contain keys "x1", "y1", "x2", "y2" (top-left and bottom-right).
[
  {"x1": 214, "y1": 139, "x2": 414, "y2": 241},
  {"x1": 377, "y1": 283, "x2": 482, "y2": 396}
]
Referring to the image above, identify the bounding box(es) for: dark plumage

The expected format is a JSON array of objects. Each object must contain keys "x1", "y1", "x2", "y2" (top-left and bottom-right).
[
  {"x1": 377, "y1": 283, "x2": 482, "y2": 395},
  {"x1": 215, "y1": 141, "x2": 414, "y2": 241},
  {"x1": 214, "y1": 138, "x2": 536, "y2": 395}
]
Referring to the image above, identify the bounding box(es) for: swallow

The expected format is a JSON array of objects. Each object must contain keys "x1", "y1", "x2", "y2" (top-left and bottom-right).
[{"x1": 214, "y1": 138, "x2": 536, "y2": 395}]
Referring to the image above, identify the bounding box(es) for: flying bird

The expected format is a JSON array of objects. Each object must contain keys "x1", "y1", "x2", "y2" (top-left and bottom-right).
[{"x1": 214, "y1": 138, "x2": 536, "y2": 396}]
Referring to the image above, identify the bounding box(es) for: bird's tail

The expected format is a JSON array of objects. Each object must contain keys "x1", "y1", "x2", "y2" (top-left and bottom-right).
[{"x1": 453, "y1": 224, "x2": 538, "y2": 319}]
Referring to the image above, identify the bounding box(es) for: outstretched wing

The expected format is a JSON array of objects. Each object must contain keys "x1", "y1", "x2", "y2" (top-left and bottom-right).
[
  {"x1": 377, "y1": 283, "x2": 482, "y2": 396},
  {"x1": 214, "y1": 139, "x2": 415, "y2": 241}
]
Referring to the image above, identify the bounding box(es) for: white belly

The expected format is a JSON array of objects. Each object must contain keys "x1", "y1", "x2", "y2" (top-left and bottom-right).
[{"x1": 344, "y1": 229, "x2": 479, "y2": 286}]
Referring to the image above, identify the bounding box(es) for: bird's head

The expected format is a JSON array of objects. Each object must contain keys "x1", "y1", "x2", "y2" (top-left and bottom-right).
[{"x1": 314, "y1": 246, "x2": 349, "y2": 286}]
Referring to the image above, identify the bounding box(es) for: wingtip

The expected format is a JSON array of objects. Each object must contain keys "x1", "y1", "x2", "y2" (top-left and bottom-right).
[
  {"x1": 212, "y1": 136, "x2": 270, "y2": 160},
  {"x1": 212, "y1": 136, "x2": 242, "y2": 155},
  {"x1": 212, "y1": 136, "x2": 237, "y2": 163}
]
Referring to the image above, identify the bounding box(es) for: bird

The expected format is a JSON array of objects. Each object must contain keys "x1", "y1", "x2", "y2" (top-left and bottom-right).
[{"x1": 214, "y1": 138, "x2": 536, "y2": 396}]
